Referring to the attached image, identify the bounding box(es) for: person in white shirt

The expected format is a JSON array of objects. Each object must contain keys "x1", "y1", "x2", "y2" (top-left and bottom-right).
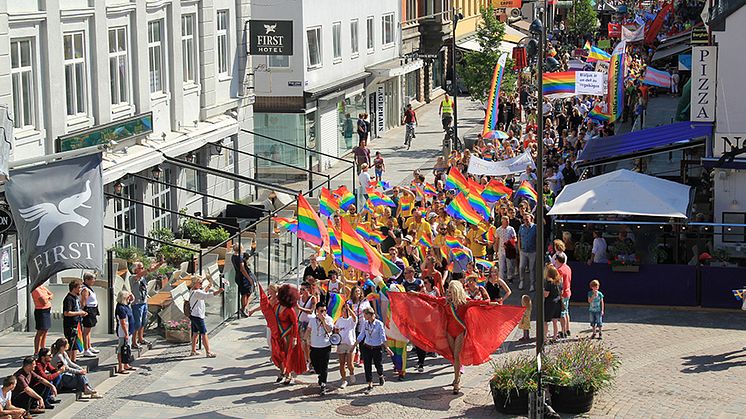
[
  {"x1": 334, "y1": 303, "x2": 358, "y2": 388},
  {"x1": 358, "y1": 163, "x2": 372, "y2": 206},
  {"x1": 495, "y1": 216, "x2": 517, "y2": 284},
  {"x1": 306, "y1": 302, "x2": 334, "y2": 395},
  {"x1": 188, "y1": 278, "x2": 224, "y2": 358},
  {"x1": 518, "y1": 166, "x2": 538, "y2": 190},
  {"x1": 589, "y1": 231, "x2": 608, "y2": 264}
]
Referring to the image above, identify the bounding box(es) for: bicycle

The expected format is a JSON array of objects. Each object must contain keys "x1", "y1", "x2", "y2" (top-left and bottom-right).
[{"x1": 404, "y1": 123, "x2": 416, "y2": 150}]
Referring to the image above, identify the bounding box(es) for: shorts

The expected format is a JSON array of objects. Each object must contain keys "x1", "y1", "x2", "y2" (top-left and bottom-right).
[
  {"x1": 442, "y1": 115, "x2": 453, "y2": 129},
  {"x1": 560, "y1": 297, "x2": 570, "y2": 318},
  {"x1": 337, "y1": 343, "x2": 355, "y2": 354},
  {"x1": 375, "y1": 169, "x2": 383, "y2": 179},
  {"x1": 589, "y1": 311, "x2": 603, "y2": 327},
  {"x1": 82, "y1": 306, "x2": 99, "y2": 328},
  {"x1": 190, "y1": 315, "x2": 207, "y2": 334},
  {"x1": 238, "y1": 278, "x2": 253, "y2": 296},
  {"x1": 34, "y1": 308, "x2": 51, "y2": 331},
  {"x1": 64, "y1": 326, "x2": 78, "y2": 350},
  {"x1": 132, "y1": 303, "x2": 148, "y2": 330}
]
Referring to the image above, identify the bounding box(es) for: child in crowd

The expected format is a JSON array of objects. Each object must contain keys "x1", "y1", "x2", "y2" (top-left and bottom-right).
[
  {"x1": 587, "y1": 279, "x2": 604, "y2": 339},
  {"x1": 518, "y1": 294, "x2": 532, "y2": 342},
  {"x1": 373, "y1": 152, "x2": 385, "y2": 182}
]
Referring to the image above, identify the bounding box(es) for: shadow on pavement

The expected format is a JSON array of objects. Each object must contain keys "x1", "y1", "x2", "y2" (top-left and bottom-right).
[{"x1": 681, "y1": 348, "x2": 746, "y2": 373}]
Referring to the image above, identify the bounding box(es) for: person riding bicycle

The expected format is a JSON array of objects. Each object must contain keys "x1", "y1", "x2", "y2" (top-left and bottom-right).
[
  {"x1": 439, "y1": 94, "x2": 454, "y2": 131},
  {"x1": 402, "y1": 104, "x2": 417, "y2": 149}
]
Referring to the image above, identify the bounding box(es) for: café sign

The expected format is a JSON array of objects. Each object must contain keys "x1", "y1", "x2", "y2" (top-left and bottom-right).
[{"x1": 248, "y1": 20, "x2": 293, "y2": 55}]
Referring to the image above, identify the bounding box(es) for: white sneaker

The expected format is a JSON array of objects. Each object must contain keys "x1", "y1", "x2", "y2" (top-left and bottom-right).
[
  {"x1": 348, "y1": 374, "x2": 356, "y2": 384},
  {"x1": 89, "y1": 347, "x2": 100, "y2": 354},
  {"x1": 340, "y1": 380, "x2": 348, "y2": 389},
  {"x1": 518, "y1": 280, "x2": 524, "y2": 290},
  {"x1": 82, "y1": 349, "x2": 96, "y2": 357}
]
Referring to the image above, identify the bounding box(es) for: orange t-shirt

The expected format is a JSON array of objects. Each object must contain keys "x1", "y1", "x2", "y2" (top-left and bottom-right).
[{"x1": 32, "y1": 286, "x2": 53, "y2": 309}]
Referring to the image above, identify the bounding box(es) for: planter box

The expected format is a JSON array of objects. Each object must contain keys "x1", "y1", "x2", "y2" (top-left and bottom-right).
[
  {"x1": 491, "y1": 388, "x2": 529, "y2": 415},
  {"x1": 165, "y1": 329, "x2": 191, "y2": 343},
  {"x1": 549, "y1": 385, "x2": 595, "y2": 414},
  {"x1": 611, "y1": 265, "x2": 639, "y2": 272}
]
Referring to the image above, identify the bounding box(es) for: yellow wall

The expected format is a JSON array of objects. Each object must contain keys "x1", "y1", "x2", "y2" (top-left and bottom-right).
[{"x1": 454, "y1": 0, "x2": 490, "y2": 38}]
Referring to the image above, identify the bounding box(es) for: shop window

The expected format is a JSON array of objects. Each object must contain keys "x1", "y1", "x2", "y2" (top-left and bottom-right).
[{"x1": 722, "y1": 212, "x2": 746, "y2": 243}]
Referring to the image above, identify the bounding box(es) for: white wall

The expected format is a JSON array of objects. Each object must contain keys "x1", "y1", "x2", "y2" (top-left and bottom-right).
[{"x1": 714, "y1": 6, "x2": 746, "y2": 133}]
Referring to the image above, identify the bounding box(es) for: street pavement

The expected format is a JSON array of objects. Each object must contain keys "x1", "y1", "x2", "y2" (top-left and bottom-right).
[{"x1": 37, "y1": 98, "x2": 746, "y2": 418}]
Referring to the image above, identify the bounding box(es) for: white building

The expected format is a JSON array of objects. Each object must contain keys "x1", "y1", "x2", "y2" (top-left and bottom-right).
[
  {"x1": 0, "y1": 0, "x2": 255, "y2": 331},
  {"x1": 249, "y1": 0, "x2": 441, "y2": 172}
]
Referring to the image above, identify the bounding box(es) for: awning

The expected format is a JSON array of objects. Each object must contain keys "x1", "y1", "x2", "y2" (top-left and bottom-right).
[
  {"x1": 511, "y1": 20, "x2": 532, "y2": 34},
  {"x1": 457, "y1": 38, "x2": 518, "y2": 55},
  {"x1": 367, "y1": 58, "x2": 424, "y2": 79},
  {"x1": 305, "y1": 71, "x2": 370, "y2": 100},
  {"x1": 702, "y1": 157, "x2": 746, "y2": 170},
  {"x1": 548, "y1": 169, "x2": 692, "y2": 218},
  {"x1": 576, "y1": 121, "x2": 712, "y2": 168},
  {"x1": 652, "y1": 43, "x2": 691, "y2": 61}
]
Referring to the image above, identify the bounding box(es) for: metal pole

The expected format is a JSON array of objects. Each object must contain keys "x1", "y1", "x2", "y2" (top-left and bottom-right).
[
  {"x1": 451, "y1": 13, "x2": 460, "y2": 142},
  {"x1": 308, "y1": 154, "x2": 314, "y2": 192},
  {"x1": 267, "y1": 214, "x2": 272, "y2": 286},
  {"x1": 107, "y1": 249, "x2": 114, "y2": 335}
]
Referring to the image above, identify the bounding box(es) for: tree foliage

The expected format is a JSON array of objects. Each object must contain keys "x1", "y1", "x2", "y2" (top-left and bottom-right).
[
  {"x1": 567, "y1": 0, "x2": 599, "y2": 36},
  {"x1": 459, "y1": 6, "x2": 517, "y2": 103}
]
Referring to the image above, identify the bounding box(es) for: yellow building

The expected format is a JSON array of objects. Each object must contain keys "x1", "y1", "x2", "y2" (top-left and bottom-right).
[{"x1": 453, "y1": 0, "x2": 526, "y2": 51}]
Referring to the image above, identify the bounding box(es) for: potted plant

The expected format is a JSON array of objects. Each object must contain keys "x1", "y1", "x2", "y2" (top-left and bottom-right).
[
  {"x1": 489, "y1": 355, "x2": 537, "y2": 414},
  {"x1": 543, "y1": 339, "x2": 620, "y2": 414},
  {"x1": 573, "y1": 241, "x2": 592, "y2": 263},
  {"x1": 164, "y1": 319, "x2": 192, "y2": 343}
]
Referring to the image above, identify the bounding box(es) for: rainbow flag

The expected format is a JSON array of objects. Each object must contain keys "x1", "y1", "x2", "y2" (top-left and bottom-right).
[
  {"x1": 371, "y1": 246, "x2": 402, "y2": 279},
  {"x1": 451, "y1": 246, "x2": 469, "y2": 260},
  {"x1": 467, "y1": 179, "x2": 490, "y2": 219},
  {"x1": 338, "y1": 217, "x2": 378, "y2": 276},
  {"x1": 476, "y1": 258, "x2": 495, "y2": 270},
  {"x1": 588, "y1": 46, "x2": 611, "y2": 62},
  {"x1": 297, "y1": 194, "x2": 330, "y2": 251},
  {"x1": 477, "y1": 276, "x2": 487, "y2": 287},
  {"x1": 482, "y1": 180, "x2": 513, "y2": 203},
  {"x1": 334, "y1": 186, "x2": 356, "y2": 211},
  {"x1": 369, "y1": 180, "x2": 391, "y2": 190},
  {"x1": 273, "y1": 217, "x2": 298, "y2": 233},
  {"x1": 411, "y1": 183, "x2": 426, "y2": 199},
  {"x1": 327, "y1": 220, "x2": 345, "y2": 267},
  {"x1": 327, "y1": 293, "x2": 346, "y2": 321},
  {"x1": 486, "y1": 225, "x2": 497, "y2": 243},
  {"x1": 445, "y1": 192, "x2": 483, "y2": 225},
  {"x1": 356, "y1": 223, "x2": 384, "y2": 243},
  {"x1": 583, "y1": 40, "x2": 591, "y2": 51},
  {"x1": 399, "y1": 200, "x2": 411, "y2": 215},
  {"x1": 445, "y1": 167, "x2": 468, "y2": 192},
  {"x1": 482, "y1": 53, "x2": 508, "y2": 136},
  {"x1": 419, "y1": 233, "x2": 434, "y2": 248},
  {"x1": 319, "y1": 187, "x2": 340, "y2": 218},
  {"x1": 387, "y1": 338, "x2": 408, "y2": 375},
  {"x1": 367, "y1": 189, "x2": 396, "y2": 208},
  {"x1": 74, "y1": 323, "x2": 84, "y2": 352},
  {"x1": 423, "y1": 182, "x2": 438, "y2": 196},
  {"x1": 588, "y1": 104, "x2": 611, "y2": 121},
  {"x1": 515, "y1": 180, "x2": 538, "y2": 203},
  {"x1": 543, "y1": 72, "x2": 576, "y2": 97},
  {"x1": 445, "y1": 235, "x2": 465, "y2": 249},
  {"x1": 607, "y1": 40, "x2": 627, "y2": 123}
]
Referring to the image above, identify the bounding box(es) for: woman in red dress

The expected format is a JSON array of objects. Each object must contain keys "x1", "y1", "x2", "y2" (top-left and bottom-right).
[{"x1": 261, "y1": 284, "x2": 307, "y2": 384}]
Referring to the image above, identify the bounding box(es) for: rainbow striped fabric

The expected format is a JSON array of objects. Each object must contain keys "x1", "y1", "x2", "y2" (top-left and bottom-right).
[
  {"x1": 387, "y1": 338, "x2": 408, "y2": 375},
  {"x1": 467, "y1": 179, "x2": 490, "y2": 219},
  {"x1": 542, "y1": 72, "x2": 576, "y2": 96},
  {"x1": 327, "y1": 293, "x2": 346, "y2": 321},
  {"x1": 445, "y1": 192, "x2": 483, "y2": 225},
  {"x1": 326, "y1": 219, "x2": 345, "y2": 267},
  {"x1": 367, "y1": 189, "x2": 396, "y2": 207},
  {"x1": 297, "y1": 194, "x2": 329, "y2": 251},
  {"x1": 515, "y1": 180, "x2": 538, "y2": 203},
  {"x1": 369, "y1": 180, "x2": 391, "y2": 190},
  {"x1": 74, "y1": 323, "x2": 85, "y2": 352},
  {"x1": 588, "y1": 46, "x2": 611, "y2": 62},
  {"x1": 482, "y1": 53, "x2": 508, "y2": 136},
  {"x1": 339, "y1": 217, "x2": 373, "y2": 274},
  {"x1": 482, "y1": 180, "x2": 513, "y2": 203},
  {"x1": 445, "y1": 167, "x2": 468, "y2": 192},
  {"x1": 273, "y1": 217, "x2": 298, "y2": 233},
  {"x1": 319, "y1": 187, "x2": 340, "y2": 218},
  {"x1": 334, "y1": 186, "x2": 356, "y2": 210},
  {"x1": 608, "y1": 40, "x2": 627, "y2": 123},
  {"x1": 423, "y1": 182, "x2": 438, "y2": 196},
  {"x1": 444, "y1": 235, "x2": 465, "y2": 249},
  {"x1": 419, "y1": 233, "x2": 434, "y2": 248},
  {"x1": 475, "y1": 258, "x2": 495, "y2": 270},
  {"x1": 356, "y1": 223, "x2": 385, "y2": 243}
]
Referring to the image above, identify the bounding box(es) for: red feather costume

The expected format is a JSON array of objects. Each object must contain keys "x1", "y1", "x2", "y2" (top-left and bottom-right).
[
  {"x1": 388, "y1": 292, "x2": 525, "y2": 366},
  {"x1": 259, "y1": 286, "x2": 306, "y2": 374}
]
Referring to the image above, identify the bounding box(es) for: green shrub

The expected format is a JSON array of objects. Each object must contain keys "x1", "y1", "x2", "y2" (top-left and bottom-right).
[{"x1": 542, "y1": 339, "x2": 620, "y2": 393}]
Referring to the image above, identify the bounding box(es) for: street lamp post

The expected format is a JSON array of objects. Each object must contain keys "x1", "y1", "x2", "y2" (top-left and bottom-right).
[{"x1": 451, "y1": 11, "x2": 464, "y2": 143}]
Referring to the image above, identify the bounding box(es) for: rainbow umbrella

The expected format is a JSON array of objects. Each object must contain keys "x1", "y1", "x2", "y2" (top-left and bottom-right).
[{"x1": 482, "y1": 130, "x2": 509, "y2": 140}]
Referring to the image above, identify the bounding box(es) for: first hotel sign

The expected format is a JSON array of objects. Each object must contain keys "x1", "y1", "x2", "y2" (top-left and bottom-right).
[{"x1": 248, "y1": 20, "x2": 293, "y2": 55}]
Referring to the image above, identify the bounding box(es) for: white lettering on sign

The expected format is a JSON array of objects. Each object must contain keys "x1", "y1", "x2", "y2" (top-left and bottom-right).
[
  {"x1": 713, "y1": 133, "x2": 746, "y2": 157},
  {"x1": 691, "y1": 46, "x2": 717, "y2": 123}
]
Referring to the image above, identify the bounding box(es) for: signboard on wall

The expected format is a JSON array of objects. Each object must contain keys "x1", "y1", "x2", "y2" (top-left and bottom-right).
[
  {"x1": 377, "y1": 85, "x2": 385, "y2": 134},
  {"x1": 691, "y1": 46, "x2": 717, "y2": 123},
  {"x1": 248, "y1": 20, "x2": 293, "y2": 55},
  {"x1": 56, "y1": 112, "x2": 153, "y2": 152},
  {"x1": 713, "y1": 133, "x2": 746, "y2": 158},
  {"x1": 608, "y1": 23, "x2": 621, "y2": 38},
  {"x1": 491, "y1": 0, "x2": 522, "y2": 8},
  {"x1": 0, "y1": 244, "x2": 11, "y2": 285}
]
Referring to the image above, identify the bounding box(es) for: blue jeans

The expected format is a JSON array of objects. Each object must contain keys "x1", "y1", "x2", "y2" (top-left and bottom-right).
[
  {"x1": 589, "y1": 311, "x2": 603, "y2": 327},
  {"x1": 132, "y1": 303, "x2": 148, "y2": 330}
]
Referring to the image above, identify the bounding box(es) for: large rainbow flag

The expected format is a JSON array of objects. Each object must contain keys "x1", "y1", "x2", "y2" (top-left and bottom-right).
[
  {"x1": 334, "y1": 186, "x2": 356, "y2": 210},
  {"x1": 607, "y1": 40, "x2": 627, "y2": 123},
  {"x1": 467, "y1": 178, "x2": 490, "y2": 219},
  {"x1": 542, "y1": 72, "x2": 576, "y2": 97},
  {"x1": 482, "y1": 53, "x2": 508, "y2": 136},
  {"x1": 319, "y1": 187, "x2": 339, "y2": 218},
  {"x1": 338, "y1": 217, "x2": 374, "y2": 274},
  {"x1": 327, "y1": 293, "x2": 346, "y2": 321},
  {"x1": 297, "y1": 194, "x2": 330, "y2": 251},
  {"x1": 445, "y1": 192, "x2": 483, "y2": 225},
  {"x1": 327, "y1": 219, "x2": 345, "y2": 267},
  {"x1": 514, "y1": 180, "x2": 538, "y2": 203},
  {"x1": 445, "y1": 167, "x2": 468, "y2": 192},
  {"x1": 482, "y1": 180, "x2": 513, "y2": 203},
  {"x1": 587, "y1": 46, "x2": 611, "y2": 62}
]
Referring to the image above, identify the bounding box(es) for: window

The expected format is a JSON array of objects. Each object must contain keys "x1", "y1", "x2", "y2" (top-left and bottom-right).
[
  {"x1": 723, "y1": 212, "x2": 746, "y2": 243},
  {"x1": 63, "y1": 32, "x2": 87, "y2": 117},
  {"x1": 268, "y1": 55, "x2": 289, "y2": 68},
  {"x1": 151, "y1": 168, "x2": 172, "y2": 230},
  {"x1": 216, "y1": 10, "x2": 229, "y2": 75},
  {"x1": 350, "y1": 19, "x2": 359, "y2": 56},
  {"x1": 148, "y1": 21, "x2": 164, "y2": 94},
  {"x1": 108, "y1": 27, "x2": 129, "y2": 107},
  {"x1": 182, "y1": 15, "x2": 196, "y2": 83},
  {"x1": 10, "y1": 39, "x2": 35, "y2": 129},
  {"x1": 405, "y1": 0, "x2": 418, "y2": 22},
  {"x1": 382, "y1": 13, "x2": 394, "y2": 46},
  {"x1": 366, "y1": 17, "x2": 374, "y2": 51},
  {"x1": 184, "y1": 154, "x2": 202, "y2": 194},
  {"x1": 113, "y1": 177, "x2": 138, "y2": 247},
  {"x1": 332, "y1": 22, "x2": 342, "y2": 61},
  {"x1": 306, "y1": 27, "x2": 322, "y2": 68}
]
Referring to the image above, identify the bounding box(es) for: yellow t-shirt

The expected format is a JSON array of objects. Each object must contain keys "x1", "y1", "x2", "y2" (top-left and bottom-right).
[
  {"x1": 467, "y1": 226, "x2": 488, "y2": 257},
  {"x1": 343, "y1": 213, "x2": 360, "y2": 228},
  {"x1": 398, "y1": 195, "x2": 415, "y2": 218}
]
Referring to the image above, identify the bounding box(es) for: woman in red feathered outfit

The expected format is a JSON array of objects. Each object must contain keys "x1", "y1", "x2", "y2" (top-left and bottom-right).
[
  {"x1": 389, "y1": 280, "x2": 526, "y2": 394},
  {"x1": 260, "y1": 283, "x2": 306, "y2": 384}
]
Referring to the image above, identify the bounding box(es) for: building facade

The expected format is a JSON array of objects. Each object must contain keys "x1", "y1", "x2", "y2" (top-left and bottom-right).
[{"x1": 0, "y1": 0, "x2": 255, "y2": 331}]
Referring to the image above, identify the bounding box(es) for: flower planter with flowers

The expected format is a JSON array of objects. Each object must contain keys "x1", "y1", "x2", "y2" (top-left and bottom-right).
[
  {"x1": 543, "y1": 339, "x2": 620, "y2": 414},
  {"x1": 610, "y1": 259, "x2": 639, "y2": 272},
  {"x1": 165, "y1": 319, "x2": 192, "y2": 343},
  {"x1": 489, "y1": 355, "x2": 537, "y2": 414}
]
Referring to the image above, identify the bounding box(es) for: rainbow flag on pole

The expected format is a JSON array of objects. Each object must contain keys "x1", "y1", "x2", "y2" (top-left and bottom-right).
[
  {"x1": 339, "y1": 217, "x2": 377, "y2": 275},
  {"x1": 482, "y1": 53, "x2": 508, "y2": 136},
  {"x1": 467, "y1": 179, "x2": 490, "y2": 219},
  {"x1": 423, "y1": 182, "x2": 438, "y2": 196},
  {"x1": 542, "y1": 71, "x2": 576, "y2": 97},
  {"x1": 297, "y1": 194, "x2": 330, "y2": 251},
  {"x1": 319, "y1": 187, "x2": 340, "y2": 218},
  {"x1": 74, "y1": 323, "x2": 85, "y2": 352},
  {"x1": 445, "y1": 193, "x2": 483, "y2": 225},
  {"x1": 514, "y1": 180, "x2": 538, "y2": 203},
  {"x1": 482, "y1": 180, "x2": 513, "y2": 203},
  {"x1": 327, "y1": 293, "x2": 346, "y2": 321},
  {"x1": 587, "y1": 46, "x2": 611, "y2": 62},
  {"x1": 334, "y1": 186, "x2": 356, "y2": 210},
  {"x1": 327, "y1": 219, "x2": 345, "y2": 267},
  {"x1": 445, "y1": 167, "x2": 468, "y2": 192},
  {"x1": 367, "y1": 189, "x2": 396, "y2": 207},
  {"x1": 273, "y1": 217, "x2": 297, "y2": 233},
  {"x1": 607, "y1": 40, "x2": 627, "y2": 123}
]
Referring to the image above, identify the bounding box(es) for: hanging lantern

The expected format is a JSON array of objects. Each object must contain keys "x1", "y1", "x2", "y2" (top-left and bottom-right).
[{"x1": 512, "y1": 46, "x2": 527, "y2": 70}]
